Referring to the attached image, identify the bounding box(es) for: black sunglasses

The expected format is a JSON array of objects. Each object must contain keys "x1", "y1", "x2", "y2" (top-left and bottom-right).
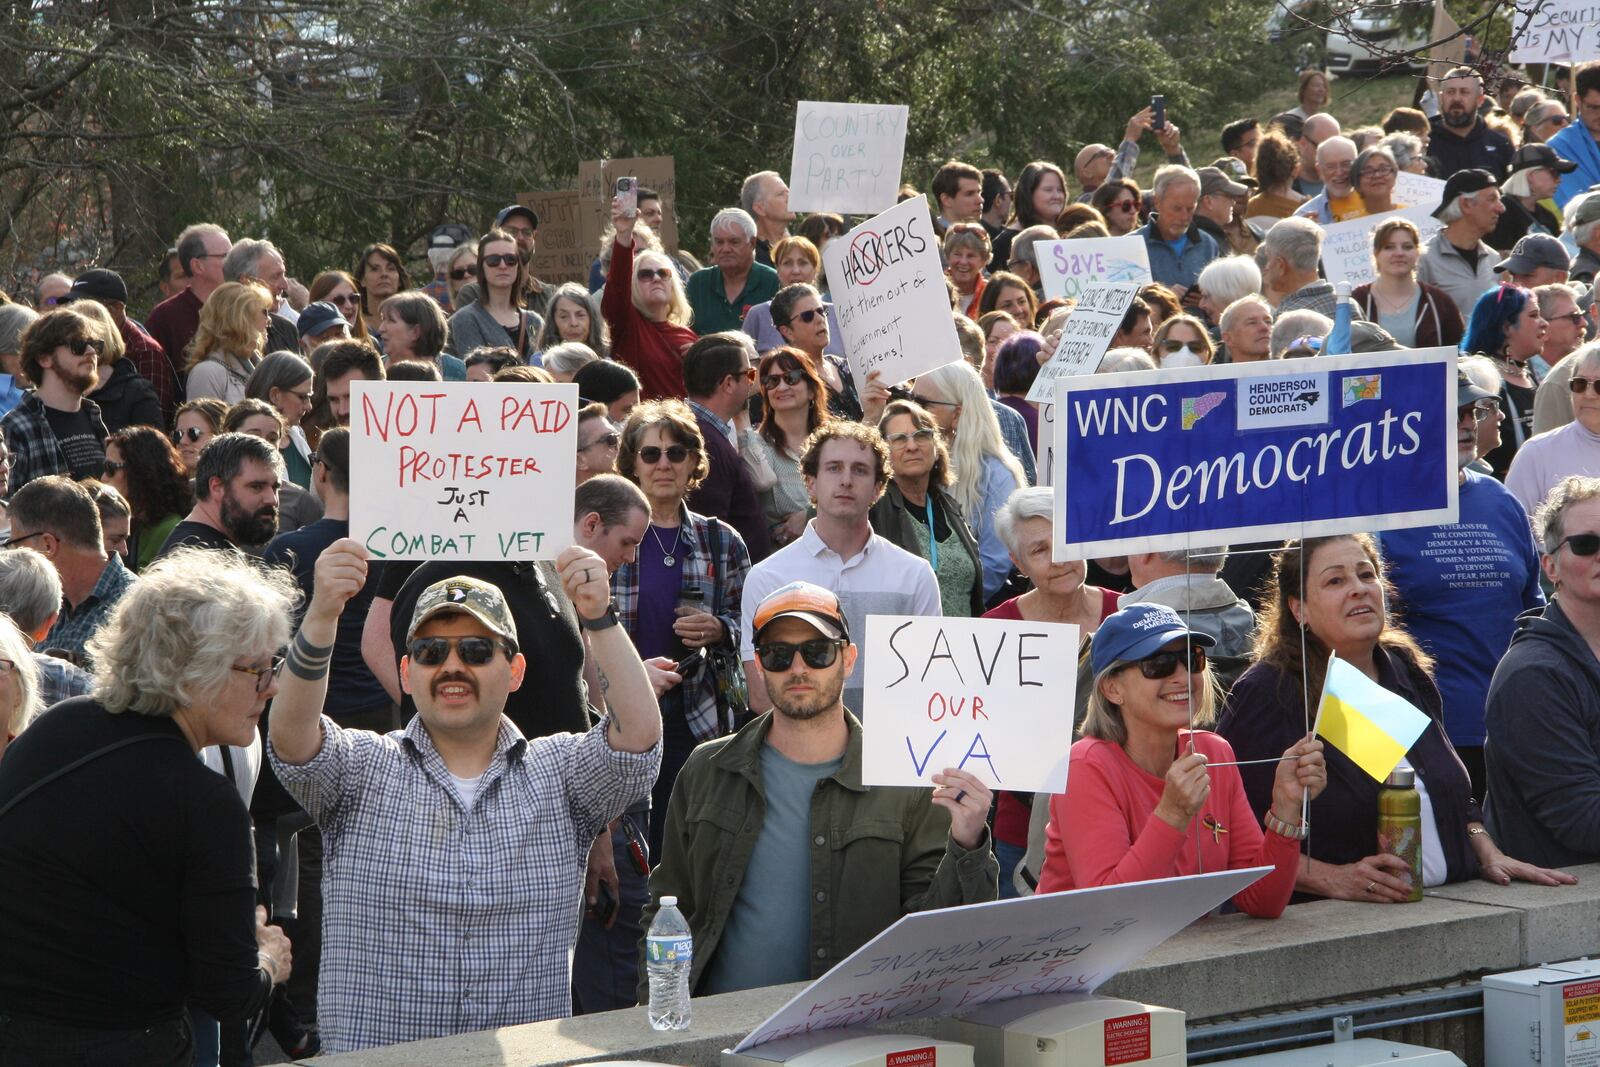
[
  {"x1": 171, "y1": 426, "x2": 208, "y2": 444},
  {"x1": 481, "y1": 254, "x2": 518, "y2": 268},
  {"x1": 762, "y1": 368, "x2": 807, "y2": 390},
  {"x1": 637, "y1": 267, "x2": 674, "y2": 282},
  {"x1": 580, "y1": 430, "x2": 621, "y2": 451},
  {"x1": 449, "y1": 267, "x2": 476, "y2": 280},
  {"x1": 756, "y1": 638, "x2": 847, "y2": 673},
  {"x1": 638, "y1": 444, "x2": 696, "y2": 465},
  {"x1": 103, "y1": 459, "x2": 127, "y2": 477},
  {"x1": 784, "y1": 307, "x2": 828, "y2": 326},
  {"x1": 67, "y1": 337, "x2": 105, "y2": 356},
  {"x1": 1560, "y1": 533, "x2": 1600, "y2": 557},
  {"x1": 408, "y1": 635, "x2": 509, "y2": 667},
  {"x1": 1129, "y1": 646, "x2": 1208, "y2": 680},
  {"x1": 328, "y1": 293, "x2": 359, "y2": 306}
]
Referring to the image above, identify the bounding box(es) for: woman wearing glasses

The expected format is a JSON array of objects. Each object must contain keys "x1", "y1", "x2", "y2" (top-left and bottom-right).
[
  {"x1": 245, "y1": 351, "x2": 315, "y2": 489},
  {"x1": 1036, "y1": 601, "x2": 1325, "y2": 917},
  {"x1": 1464, "y1": 284, "x2": 1548, "y2": 479},
  {"x1": 746, "y1": 349, "x2": 827, "y2": 548},
  {"x1": 1090, "y1": 178, "x2": 1143, "y2": 237},
  {"x1": 1524, "y1": 100, "x2": 1571, "y2": 145},
  {"x1": 1493, "y1": 146, "x2": 1572, "y2": 251},
  {"x1": 307, "y1": 271, "x2": 371, "y2": 346},
  {"x1": 103, "y1": 426, "x2": 190, "y2": 571},
  {"x1": 185, "y1": 282, "x2": 273, "y2": 404},
  {"x1": 1219, "y1": 536, "x2": 1570, "y2": 902},
  {"x1": 613, "y1": 400, "x2": 751, "y2": 856},
  {"x1": 1351, "y1": 218, "x2": 1464, "y2": 350},
  {"x1": 740, "y1": 237, "x2": 845, "y2": 359},
  {"x1": 603, "y1": 197, "x2": 697, "y2": 400},
  {"x1": 444, "y1": 245, "x2": 478, "y2": 310},
  {"x1": 169, "y1": 397, "x2": 227, "y2": 475},
  {"x1": 770, "y1": 282, "x2": 861, "y2": 421},
  {"x1": 869, "y1": 400, "x2": 984, "y2": 618},
  {"x1": 1351, "y1": 146, "x2": 1400, "y2": 216},
  {"x1": 1150, "y1": 314, "x2": 1215, "y2": 368},
  {"x1": 1509, "y1": 342, "x2": 1600, "y2": 516},
  {"x1": 446, "y1": 229, "x2": 544, "y2": 365}
]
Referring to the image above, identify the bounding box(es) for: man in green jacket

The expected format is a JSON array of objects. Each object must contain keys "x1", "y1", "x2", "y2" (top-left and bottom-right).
[{"x1": 641, "y1": 580, "x2": 998, "y2": 997}]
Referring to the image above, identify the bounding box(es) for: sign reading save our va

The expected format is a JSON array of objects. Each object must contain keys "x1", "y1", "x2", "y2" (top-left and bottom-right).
[
  {"x1": 350, "y1": 381, "x2": 577, "y2": 560},
  {"x1": 1052, "y1": 349, "x2": 1459, "y2": 559}
]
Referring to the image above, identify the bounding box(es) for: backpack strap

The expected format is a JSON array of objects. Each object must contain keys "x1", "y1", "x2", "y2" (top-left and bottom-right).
[{"x1": 0, "y1": 733, "x2": 187, "y2": 822}]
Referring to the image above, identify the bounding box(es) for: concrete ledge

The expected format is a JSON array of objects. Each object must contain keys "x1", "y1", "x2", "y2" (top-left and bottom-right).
[{"x1": 303, "y1": 864, "x2": 1600, "y2": 1066}]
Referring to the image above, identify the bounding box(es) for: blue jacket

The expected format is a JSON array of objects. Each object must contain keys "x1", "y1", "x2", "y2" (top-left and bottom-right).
[
  {"x1": 1136, "y1": 217, "x2": 1222, "y2": 292},
  {"x1": 1547, "y1": 122, "x2": 1600, "y2": 209}
]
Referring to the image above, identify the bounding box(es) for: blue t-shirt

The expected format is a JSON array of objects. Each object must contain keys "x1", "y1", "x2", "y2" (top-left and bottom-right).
[
  {"x1": 699, "y1": 744, "x2": 844, "y2": 995},
  {"x1": 1378, "y1": 470, "x2": 1545, "y2": 747},
  {"x1": 1166, "y1": 233, "x2": 1190, "y2": 259}
]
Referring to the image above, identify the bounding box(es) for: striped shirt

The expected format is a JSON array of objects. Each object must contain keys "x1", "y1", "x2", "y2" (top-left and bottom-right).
[{"x1": 268, "y1": 713, "x2": 659, "y2": 1053}]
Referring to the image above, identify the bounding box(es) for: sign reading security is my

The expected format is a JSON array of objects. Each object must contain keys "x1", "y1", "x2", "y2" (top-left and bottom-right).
[{"x1": 1052, "y1": 350, "x2": 1460, "y2": 559}]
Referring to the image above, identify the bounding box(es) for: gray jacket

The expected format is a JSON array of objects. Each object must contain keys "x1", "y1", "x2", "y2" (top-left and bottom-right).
[
  {"x1": 1415, "y1": 231, "x2": 1498, "y2": 322},
  {"x1": 444, "y1": 300, "x2": 544, "y2": 360}
]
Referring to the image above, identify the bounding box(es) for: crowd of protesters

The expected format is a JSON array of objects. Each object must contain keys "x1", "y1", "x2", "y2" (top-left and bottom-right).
[{"x1": 4, "y1": 56, "x2": 1600, "y2": 1066}]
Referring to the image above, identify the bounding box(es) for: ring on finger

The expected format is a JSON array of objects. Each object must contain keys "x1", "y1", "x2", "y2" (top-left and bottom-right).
[
  {"x1": 953, "y1": 789, "x2": 967, "y2": 804},
  {"x1": 1365, "y1": 880, "x2": 1377, "y2": 893}
]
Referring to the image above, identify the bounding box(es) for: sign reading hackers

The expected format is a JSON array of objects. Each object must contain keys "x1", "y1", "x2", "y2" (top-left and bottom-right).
[{"x1": 1052, "y1": 349, "x2": 1459, "y2": 559}]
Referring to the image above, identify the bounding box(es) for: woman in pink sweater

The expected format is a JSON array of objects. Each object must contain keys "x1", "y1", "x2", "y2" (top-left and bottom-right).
[{"x1": 1038, "y1": 603, "x2": 1326, "y2": 917}]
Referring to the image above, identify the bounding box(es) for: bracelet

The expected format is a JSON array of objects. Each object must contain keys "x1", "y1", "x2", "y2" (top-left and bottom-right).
[
  {"x1": 258, "y1": 950, "x2": 279, "y2": 982},
  {"x1": 1265, "y1": 810, "x2": 1309, "y2": 840}
]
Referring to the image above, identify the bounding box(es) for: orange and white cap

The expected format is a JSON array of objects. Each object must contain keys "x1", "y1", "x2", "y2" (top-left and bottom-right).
[{"x1": 752, "y1": 580, "x2": 848, "y2": 642}]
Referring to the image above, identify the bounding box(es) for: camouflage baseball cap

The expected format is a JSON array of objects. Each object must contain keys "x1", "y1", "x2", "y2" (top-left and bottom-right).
[{"x1": 406, "y1": 575, "x2": 519, "y2": 650}]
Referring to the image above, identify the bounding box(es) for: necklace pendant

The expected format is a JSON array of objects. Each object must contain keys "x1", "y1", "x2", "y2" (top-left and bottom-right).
[{"x1": 664, "y1": 554, "x2": 676, "y2": 567}]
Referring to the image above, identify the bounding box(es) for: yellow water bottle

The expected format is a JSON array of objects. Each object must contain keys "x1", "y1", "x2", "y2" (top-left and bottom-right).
[{"x1": 1377, "y1": 768, "x2": 1423, "y2": 903}]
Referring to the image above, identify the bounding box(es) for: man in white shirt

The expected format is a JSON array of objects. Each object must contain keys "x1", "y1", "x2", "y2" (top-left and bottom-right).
[{"x1": 741, "y1": 421, "x2": 941, "y2": 715}]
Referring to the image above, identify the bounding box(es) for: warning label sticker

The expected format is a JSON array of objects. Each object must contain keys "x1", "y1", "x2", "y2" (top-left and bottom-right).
[
  {"x1": 886, "y1": 1047, "x2": 936, "y2": 1067},
  {"x1": 1567, "y1": 980, "x2": 1600, "y2": 1067},
  {"x1": 1104, "y1": 1012, "x2": 1152, "y2": 1065}
]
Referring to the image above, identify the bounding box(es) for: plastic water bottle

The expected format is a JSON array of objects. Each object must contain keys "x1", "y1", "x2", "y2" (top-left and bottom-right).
[
  {"x1": 646, "y1": 896, "x2": 693, "y2": 1030},
  {"x1": 1325, "y1": 280, "x2": 1354, "y2": 356}
]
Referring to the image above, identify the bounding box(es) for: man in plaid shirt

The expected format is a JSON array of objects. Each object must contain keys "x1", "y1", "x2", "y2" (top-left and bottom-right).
[{"x1": 268, "y1": 539, "x2": 662, "y2": 1054}]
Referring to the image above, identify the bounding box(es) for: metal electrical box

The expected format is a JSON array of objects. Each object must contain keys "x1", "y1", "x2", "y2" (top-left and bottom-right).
[
  {"x1": 721, "y1": 1031, "x2": 977, "y2": 1067},
  {"x1": 935, "y1": 994, "x2": 1185, "y2": 1066},
  {"x1": 1213, "y1": 1038, "x2": 1462, "y2": 1065},
  {"x1": 1485, "y1": 958, "x2": 1600, "y2": 1067}
]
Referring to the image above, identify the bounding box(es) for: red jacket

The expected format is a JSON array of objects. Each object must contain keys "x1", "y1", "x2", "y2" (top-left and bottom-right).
[{"x1": 602, "y1": 239, "x2": 694, "y2": 399}]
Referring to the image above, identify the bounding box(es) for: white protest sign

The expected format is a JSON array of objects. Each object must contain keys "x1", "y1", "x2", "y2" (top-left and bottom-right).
[
  {"x1": 349, "y1": 381, "x2": 577, "y2": 561},
  {"x1": 1511, "y1": 0, "x2": 1600, "y2": 62},
  {"x1": 1036, "y1": 235, "x2": 1151, "y2": 302},
  {"x1": 1392, "y1": 171, "x2": 1446, "y2": 214},
  {"x1": 1027, "y1": 283, "x2": 1140, "y2": 404},
  {"x1": 824, "y1": 195, "x2": 963, "y2": 387},
  {"x1": 1038, "y1": 402, "x2": 1057, "y2": 487},
  {"x1": 788, "y1": 101, "x2": 909, "y2": 215},
  {"x1": 1319, "y1": 206, "x2": 1441, "y2": 288},
  {"x1": 734, "y1": 867, "x2": 1269, "y2": 1052},
  {"x1": 862, "y1": 616, "x2": 1078, "y2": 792}
]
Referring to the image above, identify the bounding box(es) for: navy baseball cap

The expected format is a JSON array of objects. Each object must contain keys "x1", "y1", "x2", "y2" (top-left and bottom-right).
[
  {"x1": 1091, "y1": 603, "x2": 1216, "y2": 676},
  {"x1": 494, "y1": 204, "x2": 539, "y2": 230},
  {"x1": 296, "y1": 301, "x2": 347, "y2": 339}
]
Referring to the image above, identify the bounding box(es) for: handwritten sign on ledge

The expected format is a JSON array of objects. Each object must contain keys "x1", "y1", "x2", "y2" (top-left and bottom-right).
[
  {"x1": 823, "y1": 195, "x2": 962, "y2": 388},
  {"x1": 349, "y1": 381, "x2": 578, "y2": 561},
  {"x1": 862, "y1": 615, "x2": 1079, "y2": 792},
  {"x1": 733, "y1": 866, "x2": 1270, "y2": 1052}
]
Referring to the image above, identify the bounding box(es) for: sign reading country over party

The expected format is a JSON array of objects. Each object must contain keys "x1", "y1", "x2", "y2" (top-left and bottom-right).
[
  {"x1": 1051, "y1": 349, "x2": 1459, "y2": 559},
  {"x1": 349, "y1": 381, "x2": 577, "y2": 561},
  {"x1": 824, "y1": 195, "x2": 963, "y2": 386},
  {"x1": 788, "y1": 101, "x2": 909, "y2": 215}
]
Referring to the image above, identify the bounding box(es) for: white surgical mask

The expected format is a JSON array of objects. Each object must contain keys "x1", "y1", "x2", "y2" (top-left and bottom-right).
[{"x1": 1162, "y1": 344, "x2": 1203, "y2": 368}]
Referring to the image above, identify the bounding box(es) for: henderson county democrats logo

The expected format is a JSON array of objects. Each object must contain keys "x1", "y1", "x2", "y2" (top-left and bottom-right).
[
  {"x1": 1237, "y1": 372, "x2": 1329, "y2": 431},
  {"x1": 1181, "y1": 391, "x2": 1227, "y2": 430}
]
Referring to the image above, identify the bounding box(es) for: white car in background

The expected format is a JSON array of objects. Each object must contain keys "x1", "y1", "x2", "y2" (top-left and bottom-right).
[{"x1": 1267, "y1": 1, "x2": 1430, "y2": 74}]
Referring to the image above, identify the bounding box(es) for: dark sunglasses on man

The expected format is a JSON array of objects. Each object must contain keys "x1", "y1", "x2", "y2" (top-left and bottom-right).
[
  {"x1": 755, "y1": 638, "x2": 848, "y2": 673},
  {"x1": 408, "y1": 635, "x2": 512, "y2": 667}
]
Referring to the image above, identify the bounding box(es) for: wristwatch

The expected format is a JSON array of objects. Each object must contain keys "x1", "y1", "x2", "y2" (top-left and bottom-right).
[{"x1": 580, "y1": 604, "x2": 620, "y2": 632}]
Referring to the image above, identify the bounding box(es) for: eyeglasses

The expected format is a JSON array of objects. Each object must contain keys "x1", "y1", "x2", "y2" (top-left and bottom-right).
[
  {"x1": 885, "y1": 428, "x2": 936, "y2": 448},
  {"x1": 1459, "y1": 399, "x2": 1500, "y2": 422},
  {"x1": 66, "y1": 337, "x2": 105, "y2": 357},
  {"x1": 232, "y1": 656, "x2": 285, "y2": 693},
  {"x1": 481, "y1": 254, "x2": 518, "y2": 268},
  {"x1": 1, "y1": 531, "x2": 44, "y2": 549},
  {"x1": 449, "y1": 267, "x2": 476, "y2": 280},
  {"x1": 1158, "y1": 338, "x2": 1200, "y2": 353},
  {"x1": 1535, "y1": 114, "x2": 1570, "y2": 128},
  {"x1": 1129, "y1": 646, "x2": 1208, "y2": 680},
  {"x1": 1362, "y1": 165, "x2": 1397, "y2": 178},
  {"x1": 328, "y1": 294, "x2": 359, "y2": 307},
  {"x1": 1572, "y1": 376, "x2": 1600, "y2": 394},
  {"x1": 1110, "y1": 199, "x2": 1138, "y2": 212},
  {"x1": 783, "y1": 306, "x2": 829, "y2": 325},
  {"x1": 580, "y1": 430, "x2": 621, "y2": 452},
  {"x1": 756, "y1": 638, "x2": 847, "y2": 673},
  {"x1": 408, "y1": 635, "x2": 509, "y2": 667},
  {"x1": 638, "y1": 444, "x2": 697, "y2": 465},
  {"x1": 308, "y1": 451, "x2": 321, "y2": 467},
  {"x1": 637, "y1": 268, "x2": 674, "y2": 282},
  {"x1": 909, "y1": 393, "x2": 959, "y2": 408},
  {"x1": 762, "y1": 368, "x2": 807, "y2": 390},
  {"x1": 103, "y1": 459, "x2": 127, "y2": 477},
  {"x1": 172, "y1": 426, "x2": 207, "y2": 444},
  {"x1": 288, "y1": 389, "x2": 312, "y2": 404},
  {"x1": 1559, "y1": 532, "x2": 1600, "y2": 557}
]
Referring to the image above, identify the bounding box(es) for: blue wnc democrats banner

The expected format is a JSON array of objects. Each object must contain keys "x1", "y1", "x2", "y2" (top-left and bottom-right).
[{"x1": 1053, "y1": 349, "x2": 1459, "y2": 559}]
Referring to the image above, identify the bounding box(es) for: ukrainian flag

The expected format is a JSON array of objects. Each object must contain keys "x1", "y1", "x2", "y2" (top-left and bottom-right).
[{"x1": 1313, "y1": 656, "x2": 1431, "y2": 781}]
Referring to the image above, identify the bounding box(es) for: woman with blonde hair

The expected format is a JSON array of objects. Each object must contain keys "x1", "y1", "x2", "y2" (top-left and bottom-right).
[
  {"x1": 908, "y1": 360, "x2": 1027, "y2": 604},
  {"x1": 602, "y1": 198, "x2": 696, "y2": 399},
  {"x1": 1150, "y1": 313, "x2": 1215, "y2": 367},
  {"x1": 185, "y1": 281, "x2": 273, "y2": 403},
  {"x1": 75, "y1": 300, "x2": 159, "y2": 433}
]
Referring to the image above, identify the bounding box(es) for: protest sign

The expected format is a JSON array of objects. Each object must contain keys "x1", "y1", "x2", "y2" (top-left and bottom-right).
[
  {"x1": 519, "y1": 189, "x2": 586, "y2": 284},
  {"x1": 1319, "y1": 206, "x2": 1441, "y2": 287},
  {"x1": 823, "y1": 195, "x2": 962, "y2": 386},
  {"x1": 1052, "y1": 349, "x2": 1459, "y2": 560},
  {"x1": 349, "y1": 381, "x2": 578, "y2": 561},
  {"x1": 1038, "y1": 402, "x2": 1057, "y2": 487},
  {"x1": 1510, "y1": 0, "x2": 1600, "y2": 62},
  {"x1": 734, "y1": 866, "x2": 1269, "y2": 1052},
  {"x1": 1392, "y1": 171, "x2": 1446, "y2": 214},
  {"x1": 788, "y1": 101, "x2": 908, "y2": 215},
  {"x1": 577, "y1": 156, "x2": 677, "y2": 254},
  {"x1": 1026, "y1": 282, "x2": 1140, "y2": 403},
  {"x1": 1036, "y1": 235, "x2": 1151, "y2": 302},
  {"x1": 861, "y1": 616, "x2": 1078, "y2": 792}
]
